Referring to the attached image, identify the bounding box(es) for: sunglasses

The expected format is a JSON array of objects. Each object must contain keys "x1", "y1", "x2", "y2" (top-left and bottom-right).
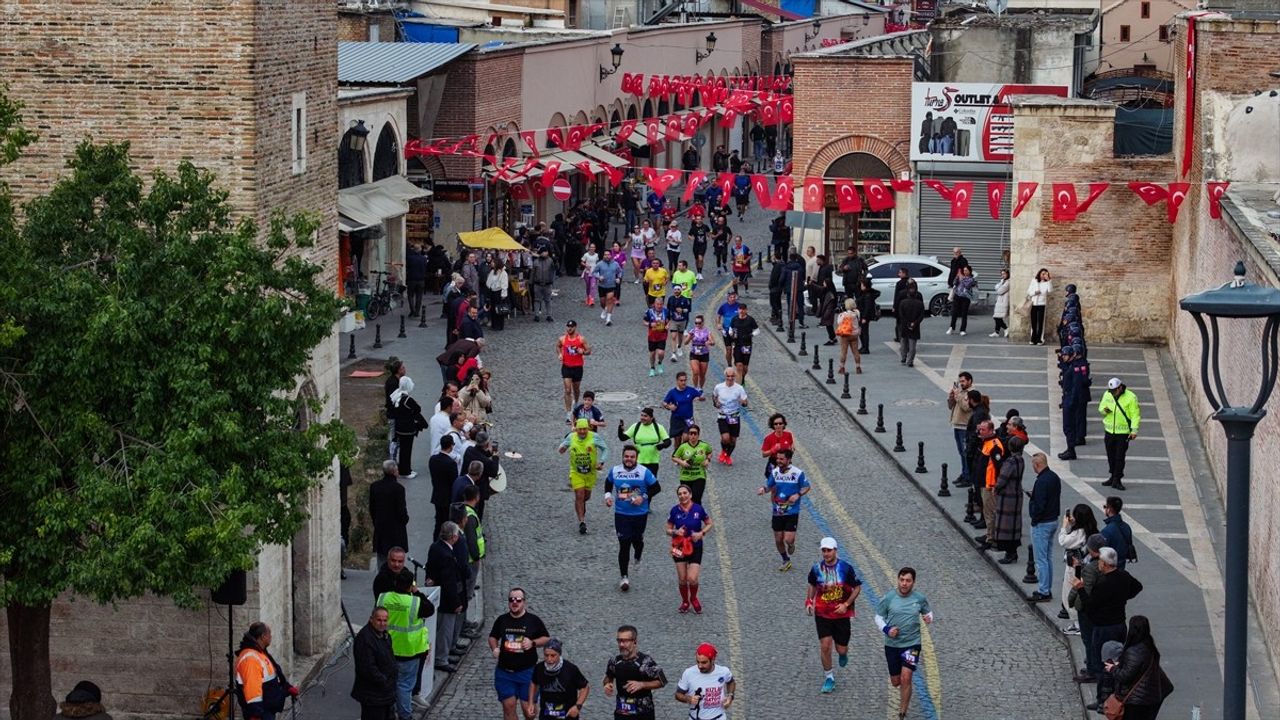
[
  {"x1": 773, "y1": 421, "x2": 786, "y2": 427},
  {"x1": 508, "y1": 596, "x2": 525, "y2": 604}
]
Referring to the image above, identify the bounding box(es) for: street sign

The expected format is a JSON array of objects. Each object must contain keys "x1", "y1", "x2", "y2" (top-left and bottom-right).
[{"x1": 551, "y1": 178, "x2": 572, "y2": 201}]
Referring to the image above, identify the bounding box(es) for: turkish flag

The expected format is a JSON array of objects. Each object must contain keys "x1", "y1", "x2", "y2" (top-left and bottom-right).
[
  {"x1": 621, "y1": 72, "x2": 643, "y2": 95},
  {"x1": 648, "y1": 75, "x2": 662, "y2": 97},
  {"x1": 1207, "y1": 181, "x2": 1230, "y2": 219},
  {"x1": 1051, "y1": 183, "x2": 1109, "y2": 222},
  {"x1": 716, "y1": 172, "x2": 735, "y2": 207},
  {"x1": 645, "y1": 119, "x2": 662, "y2": 146},
  {"x1": 750, "y1": 174, "x2": 772, "y2": 209},
  {"x1": 719, "y1": 109, "x2": 738, "y2": 129},
  {"x1": 546, "y1": 127, "x2": 564, "y2": 149},
  {"x1": 923, "y1": 180, "x2": 973, "y2": 219},
  {"x1": 541, "y1": 161, "x2": 561, "y2": 189},
  {"x1": 649, "y1": 168, "x2": 683, "y2": 196},
  {"x1": 1012, "y1": 182, "x2": 1038, "y2": 218},
  {"x1": 510, "y1": 183, "x2": 529, "y2": 200},
  {"x1": 683, "y1": 171, "x2": 707, "y2": 202},
  {"x1": 759, "y1": 101, "x2": 779, "y2": 126},
  {"x1": 615, "y1": 119, "x2": 638, "y2": 144},
  {"x1": 403, "y1": 138, "x2": 423, "y2": 158},
  {"x1": 665, "y1": 115, "x2": 682, "y2": 141},
  {"x1": 802, "y1": 177, "x2": 824, "y2": 212},
  {"x1": 450, "y1": 134, "x2": 480, "y2": 156},
  {"x1": 510, "y1": 157, "x2": 541, "y2": 180},
  {"x1": 683, "y1": 113, "x2": 701, "y2": 137},
  {"x1": 890, "y1": 178, "x2": 915, "y2": 194},
  {"x1": 530, "y1": 181, "x2": 547, "y2": 199},
  {"x1": 1166, "y1": 182, "x2": 1190, "y2": 223},
  {"x1": 1129, "y1": 182, "x2": 1191, "y2": 223},
  {"x1": 493, "y1": 156, "x2": 519, "y2": 181},
  {"x1": 564, "y1": 125, "x2": 590, "y2": 151},
  {"x1": 780, "y1": 97, "x2": 794, "y2": 124},
  {"x1": 771, "y1": 176, "x2": 794, "y2": 211},
  {"x1": 987, "y1": 182, "x2": 1006, "y2": 220},
  {"x1": 519, "y1": 131, "x2": 539, "y2": 157},
  {"x1": 862, "y1": 178, "x2": 895, "y2": 212},
  {"x1": 602, "y1": 164, "x2": 624, "y2": 188},
  {"x1": 834, "y1": 180, "x2": 862, "y2": 214},
  {"x1": 1128, "y1": 181, "x2": 1169, "y2": 206},
  {"x1": 575, "y1": 161, "x2": 597, "y2": 176}
]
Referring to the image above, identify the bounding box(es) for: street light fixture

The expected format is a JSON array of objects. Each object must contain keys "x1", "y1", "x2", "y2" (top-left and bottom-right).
[
  {"x1": 804, "y1": 19, "x2": 822, "y2": 43},
  {"x1": 695, "y1": 32, "x2": 717, "y2": 63},
  {"x1": 1179, "y1": 260, "x2": 1280, "y2": 720},
  {"x1": 348, "y1": 120, "x2": 370, "y2": 152},
  {"x1": 599, "y1": 43, "x2": 625, "y2": 82}
]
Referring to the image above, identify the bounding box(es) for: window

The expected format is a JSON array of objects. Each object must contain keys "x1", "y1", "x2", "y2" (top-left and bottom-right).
[
  {"x1": 1140, "y1": 2, "x2": 1150, "y2": 19},
  {"x1": 1119, "y1": 25, "x2": 1131, "y2": 43},
  {"x1": 291, "y1": 91, "x2": 307, "y2": 175},
  {"x1": 868, "y1": 263, "x2": 898, "y2": 279},
  {"x1": 916, "y1": 264, "x2": 944, "y2": 278},
  {"x1": 1159, "y1": 25, "x2": 1170, "y2": 42}
]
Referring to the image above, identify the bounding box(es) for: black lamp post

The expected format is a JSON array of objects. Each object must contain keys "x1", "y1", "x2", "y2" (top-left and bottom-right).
[
  {"x1": 599, "y1": 43, "x2": 624, "y2": 82},
  {"x1": 804, "y1": 19, "x2": 822, "y2": 43},
  {"x1": 348, "y1": 120, "x2": 370, "y2": 152},
  {"x1": 695, "y1": 32, "x2": 716, "y2": 63},
  {"x1": 1179, "y1": 261, "x2": 1280, "y2": 720}
]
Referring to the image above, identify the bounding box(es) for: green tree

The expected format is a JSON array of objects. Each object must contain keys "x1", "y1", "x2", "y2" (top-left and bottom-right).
[{"x1": 0, "y1": 114, "x2": 354, "y2": 717}]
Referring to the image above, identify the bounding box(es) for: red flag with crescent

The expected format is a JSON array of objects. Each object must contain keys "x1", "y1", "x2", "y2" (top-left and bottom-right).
[
  {"x1": 683, "y1": 113, "x2": 701, "y2": 137},
  {"x1": 519, "y1": 131, "x2": 540, "y2": 157},
  {"x1": 450, "y1": 134, "x2": 480, "y2": 156},
  {"x1": 780, "y1": 96, "x2": 794, "y2": 124},
  {"x1": 1165, "y1": 183, "x2": 1190, "y2": 223},
  {"x1": 923, "y1": 180, "x2": 973, "y2": 219},
  {"x1": 802, "y1": 177, "x2": 824, "y2": 213},
  {"x1": 1012, "y1": 182, "x2": 1038, "y2": 218},
  {"x1": 1051, "y1": 183, "x2": 1109, "y2": 222},
  {"x1": 615, "y1": 119, "x2": 638, "y2": 144},
  {"x1": 890, "y1": 178, "x2": 915, "y2": 194},
  {"x1": 644, "y1": 119, "x2": 661, "y2": 146},
  {"x1": 759, "y1": 101, "x2": 780, "y2": 126},
  {"x1": 602, "y1": 164, "x2": 624, "y2": 187},
  {"x1": 664, "y1": 114, "x2": 682, "y2": 141},
  {"x1": 771, "y1": 176, "x2": 794, "y2": 211},
  {"x1": 987, "y1": 182, "x2": 1006, "y2": 220},
  {"x1": 683, "y1": 171, "x2": 707, "y2": 202},
  {"x1": 1128, "y1": 181, "x2": 1169, "y2": 206},
  {"x1": 530, "y1": 181, "x2": 547, "y2": 199},
  {"x1": 510, "y1": 182, "x2": 529, "y2": 200},
  {"x1": 647, "y1": 168, "x2": 683, "y2": 196},
  {"x1": 575, "y1": 161, "x2": 597, "y2": 177},
  {"x1": 541, "y1": 161, "x2": 561, "y2": 189},
  {"x1": 750, "y1": 174, "x2": 772, "y2": 209},
  {"x1": 546, "y1": 126, "x2": 564, "y2": 149},
  {"x1": 716, "y1": 172, "x2": 734, "y2": 207},
  {"x1": 1207, "y1": 182, "x2": 1230, "y2": 219},
  {"x1": 719, "y1": 109, "x2": 738, "y2": 129},
  {"x1": 564, "y1": 125, "x2": 589, "y2": 151},
  {"x1": 862, "y1": 178, "x2": 895, "y2": 212},
  {"x1": 834, "y1": 179, "x2": 862, "y2": 214},
  {"x1": 1129, "y1": 182, "x2": 1192, "y2": 223}
]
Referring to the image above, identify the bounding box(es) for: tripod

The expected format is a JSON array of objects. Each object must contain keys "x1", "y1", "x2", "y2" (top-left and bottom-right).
[{"x1": 203, "y1": 604, "x2": 237, "y2": 720}]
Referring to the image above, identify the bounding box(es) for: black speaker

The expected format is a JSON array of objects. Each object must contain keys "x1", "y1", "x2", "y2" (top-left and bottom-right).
[{"x1": 211, "y1": 569, "x2": 247, "y2": 606}]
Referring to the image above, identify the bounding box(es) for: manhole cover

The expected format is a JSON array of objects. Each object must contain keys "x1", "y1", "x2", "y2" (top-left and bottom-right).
[
  {"x1": 894, "y1": 398, "x2": 941, "y2": 408},
  {"x1": 595, "y1": 391, "x2": 639, "y2": 403}
]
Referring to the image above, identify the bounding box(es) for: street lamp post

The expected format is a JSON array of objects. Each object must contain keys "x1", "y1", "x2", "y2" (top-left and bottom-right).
[{"x1": 1179, "y1": 261, "x2": 1280, "y2": 720}]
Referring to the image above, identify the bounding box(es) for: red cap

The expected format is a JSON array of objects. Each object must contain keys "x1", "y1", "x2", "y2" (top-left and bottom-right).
[{"x1": 696, "y1": 643, "x2": 718, "y2": 661}]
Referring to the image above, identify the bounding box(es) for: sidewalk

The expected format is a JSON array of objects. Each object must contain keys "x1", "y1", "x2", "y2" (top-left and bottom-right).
[{"x1": 761, "y1": 316, "x2": 1280, "y2": 719}]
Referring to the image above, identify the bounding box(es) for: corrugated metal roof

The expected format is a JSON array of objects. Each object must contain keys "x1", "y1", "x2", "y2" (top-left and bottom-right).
[{"x1": 338, "y1": 41, "x2": 476, "y2": 84}]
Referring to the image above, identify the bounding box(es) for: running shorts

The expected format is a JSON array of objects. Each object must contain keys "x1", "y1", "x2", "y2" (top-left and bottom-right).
[
  {"x1": 771, "y1": 514, "x2": 799, "y2": 533},
  {"x1": 561, "y1": 364, "x2": 584, "y2": 381},
  {"x1": 815, "y1": 616, "x2": 852, "y2": 646},
  {"x1": 884, "y1": 645, "x2": 922, "y2": 676}
]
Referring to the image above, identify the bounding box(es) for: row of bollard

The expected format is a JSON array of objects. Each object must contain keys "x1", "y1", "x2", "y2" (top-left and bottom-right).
[{"x1": 347, "y1": 307, "x2": 420, "y2": 362}]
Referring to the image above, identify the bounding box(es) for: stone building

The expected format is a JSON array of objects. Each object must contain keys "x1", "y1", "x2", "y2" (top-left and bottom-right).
[{"x1": 0, "y1": 1, "x2": 345, "y2": 716}]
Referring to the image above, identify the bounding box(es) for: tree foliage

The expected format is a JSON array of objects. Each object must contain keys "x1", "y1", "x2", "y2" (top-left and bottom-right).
[{"x1": 0, "y1": 137, "x2": 354, "y2": 612}]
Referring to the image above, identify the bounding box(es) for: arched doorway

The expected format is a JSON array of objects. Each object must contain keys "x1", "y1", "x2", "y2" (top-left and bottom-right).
[
  {"x1": 823, "y1": 152, "x2": 894, "y2": 259},
  {"x1": 371, "y1": 124, "x2": 399, "y2": 181},
  {"x1": 338, "y1": 131, "x2": 366, "y2": 189}
]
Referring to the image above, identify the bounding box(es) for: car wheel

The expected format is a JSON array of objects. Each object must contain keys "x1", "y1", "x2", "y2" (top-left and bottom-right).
[{"x1": 929, "y1": 294, "x2": 950, "y2": 317}]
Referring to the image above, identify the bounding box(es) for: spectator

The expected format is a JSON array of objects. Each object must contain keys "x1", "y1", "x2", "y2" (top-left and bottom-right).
[
  {"x1": 460, "y1": 372, "x2": 493, "y2": 426},
  {"x1": 946, "y1": 246, "x2": 970, "y2": 288},
  {"x1": 972, "y1": 418, "x2": 1003, "y2": 548},
  {"x1": 1025, "y1": 268, "x2": 1052, "y2": 345},
  {"x1": 991, "y1": 434, "x2": 1026, "y2": 564},
  {"x1": 1100, "y1": 496, "x2": 1135, "y2": 571},
  {"x1": 390, "y1": 378, "x2": 427, "y2": 479},
  {"x1": 1027, "y1": 453, "x2": 1062, "y2": 603},
  {"x1": 384, "y1": 359, "x2": 406, "y2": 462},
  {"x1": 947, "y1": 372, "x2": 977, "y2": 487},
  {"x1": 430, "y1": 437, "x2": 459, "y2": 535},
  {"x1": 426, "y1": 522, "x2": 467, "y2": 673},
  {"x1": 854, "y1": 277, "x2": 880, "y2": 355},
  {"x1": 235, "y1": 623, "x2": 296, "y2": 720},
  {"x1": 429, "y1": 396, "x2": 455, "y2": 455},
  {"x1": 891, "y1": 267, "x2": 910, "y2": 341},
  {"x1": 712, "y1": 145, "x2": 729, "y2": 173},
  {"x1": 405, "y1": 245, "x2": 427, "y2": 318},
  {"x1": 1104, "y1": 615, "x2": 1175, "y2": 719},
  {"x1": 436, "y1": 338, "x2": 483, "y2": 388},
  {"x1": 459, "y1": 485, "x2": 486, "y2": 588},
  {"x1": 369, "y1": 460, "x2": 409, "y2": 566},
  {"x1": 376, "y1": 571, "x2": 433, "y2": 719},
  {"x1": 351, "y1": 608, "x2": 398, "y2": 720},
  {"x1": 897, "y1": 286, "x2": 926, "y2": 368},
  {"x1": 489, "y1": 587, "x2": 551, "y2": 720},
  {"x1": 838, "y1": 247, "x2": 868, "y2": 298},
  {"x1": 962, "y1": 391, "x2": 992, "y2": 527},
  {"x1": 1059, "y1": 507, "x2": 1100, "y2": 629},
  {"x1": 372, "y1": 547, "x2": 408, "y2": 599},
  {"x1": 991, "y1": 268, "x2": 1010, "y2": 337},
  {"x1": 1073, "y1": 546, "x2": 1144, "y2": 708},
  {"x1": 459, "y1": 302, "x2": 485, "y2": 341},
  {"x1": 55, "y1": 681, "x2": 112, "y2": 720}
]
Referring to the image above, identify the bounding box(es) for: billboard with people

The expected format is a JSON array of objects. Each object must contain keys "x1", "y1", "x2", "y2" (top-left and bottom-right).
[{"x1": 910, "y1": 83, "x2": 1069, "y2": 163}]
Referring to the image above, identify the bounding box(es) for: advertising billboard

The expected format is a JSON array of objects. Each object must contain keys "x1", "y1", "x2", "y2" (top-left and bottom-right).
[{"x1": 910, "y1": 83, "x2": 1069, "y2": 163}]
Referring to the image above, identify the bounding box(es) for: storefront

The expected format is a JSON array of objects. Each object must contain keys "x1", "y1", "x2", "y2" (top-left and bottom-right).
[
  {"x1": 820, "y1": 151, "x2": 897, "y2": 259},
  {"x1": 915, "y1": 161, "x2": 1011, "y2": 282}
]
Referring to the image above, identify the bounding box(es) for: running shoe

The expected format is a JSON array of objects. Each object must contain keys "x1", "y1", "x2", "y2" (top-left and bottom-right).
[
  {"x1": 669, "y1": 355, "x2": 678, "y2": 363},
  {"x1": 606, "y1": 319, "x2": 612, "y2": 326},
  {"x1": 620, "y1": 576, "x2": 630, "y2": 592},
  {"x1": 838, "y1": 653, "x2": 848, "y2": 668},
  {"x1": 724, "y1": 455, "x2": 733, "y2": 466},
  {"x1": 404, "y1": 471, "x2": 418, "y2": 479},
  {"x1": 946, "y1": 328, "x2": 953, "y2": 335},
  {"x1": 820, "y1": 677, "x2": 835, "y2": 694},
  {"x1": 679, "y1": 602, "x2": 690, "y2": 614},
  {"x1": 579, "y1": 521, "x2": 587, "y2": 535},
  {"x1": 691, "y1": 598, "x2": 702, "y2": 614},
  {"x1": 657, "y1": 364, "x2": 665, "y2": 375},
  {"x1": 717, "y1": 451, "x2": 727, "y2": 464},
  {"x1": 696, "y1": 273, "x2": 704, "y2": 280},
  {"x1": 648, "y1": 368, "x2": 657, "y2": 377},
  {"x1": 601, "y1": 310, "x2": 608, "y2": 320},
  {"x1": 778, "y1": 559, "x2": 792, "y2": 572},
  {"x1": 1062, "y1": 622, "x2": 1080, "y2": 636}
]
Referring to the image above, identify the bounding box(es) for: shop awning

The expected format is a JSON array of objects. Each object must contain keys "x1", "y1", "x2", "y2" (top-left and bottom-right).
[
  {"x1": 370, "y1": 174, "x2": 432, "y2": 201},
  {"x1": 338, "y1": 185, "x2": 409, "y2": 229},
  {"x1": 579, "y1": 143, "x2": 630, "y2": 168},
  {"x1": 338, "y1": 214, "x2": 373, "y2": 233},
  {"x1": 548, "y1": 149, "x2": 593, "y2": 167},
  {"x1": 458, "y1": 227, "x2": 525, "y2": 251}
]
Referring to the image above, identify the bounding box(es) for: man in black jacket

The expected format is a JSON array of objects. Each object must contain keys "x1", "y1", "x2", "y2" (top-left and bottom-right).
[
  {"x1": 946, "y1": 247, "x2": 970, "y2": 288},
  {"x1": 896, "y1": 285, "x2": 926, "y2": 367},
  {"x1": 352, "y1": 607, "x2": 398, "y2": 720},
  {"x1": 429, "y1": 438, "x2": 459, "y2": 536},
  {"x1": 461, "y1": 431, "x2": 499, "y2": 519},
  {"x1": 768, "y1": 258, "x2": 785, "y2": 326},
  {"x1": 891, "y1": 268, "x2": 910, "y2": 341},
  {"x1": 369, "y1": 460, "x2": 409, "y2": 567},
  {"x1": 427, "y1": 521, "x2": 467, "y2": 672},
  {"x1": 372, "y1": 547, "x2": 409, "y2": 599},
  {"x1": 1073, "y1": 547, "x2": 1143, "y2": 708},
  {"x1": 838, "y1": 247, "x2": 868, "y2": 299},
  {"x1": 781, "y1": 253, "x2": 807, "y2": 327}
]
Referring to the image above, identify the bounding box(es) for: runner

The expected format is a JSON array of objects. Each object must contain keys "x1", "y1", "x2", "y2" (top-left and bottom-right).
[
  {"x1": 525, "y1": 639, "x2": 589, "y2": 720},
  {"x1": 488, "y1": 588, "x2": 551, "y2": 720},
  {"x1": 643, "y1": 257, "x2": 669, "y2": 309},
  {"x1": 581, "y1": 243, "x2": 599, "y2": 307},
  {"x1": 570, "y1": 390, "x2": 605, "y2": 431},
  {"x1": 557, "y1": 320, "x2": 591, "y2": 421},
  {"x1": 618, "y1": 409, "x2": 672, "y2": 483},
  {"x1": 806, "y1": 537, "x2": 863, "y2": 694},
  {"x1": 876, "y1": 567, "x2": 935, "y2": 720},
  {"x1": 716, "y1": 291, "x2": 740, "y2": 367},
  {"x1": 665, "y1": 484, "x2": 713, "y2": 614},
  {"x1": 760, "y1": 412, "x2": 795, "y2": 481},
  {"x1": 711, "y1": 368, "x2": 748, "y2": 466},
  {"x1": 685, "y1": 315, "x2": 716, "y2": 391},
  {"x1": 662, "y1": 371, "x2": 704, "y2": 448},
  {"x1": 688, "y1": 215, "x2": 709, "y2": 280},
  {"x1": 756, "y1": 448, "x2": 809, "y2": 571},
  {"x1": 628, "y1": 224, "x2": 647, "y2": 283},
  {"x1": 671, "y1": 425, "x2": 713, "y2": 505},
  {"x1": 671, "y1": 260, "x2": 697, "y2": 301},
  {"x1": 592, "y1": 249, "x2": 623, "y2": 326},
  {"x1": 609, "y1": 240, "x2": 627, "y2": 306},
  {"x1": 728, "y1": 303, "x2": 761, "y2": 383},
  {"x1": 604, "y1": 625, "x2": 667, "y2": 719},
  {"x1": 643, "y1": 297, "x2": 670, "y2": 376},
  {"x1": 667, "y1": 285, "x2": 692, "y2": 361},
  {"x1": 558, "y1": 418, "x2": 609, "y2": 535},
  {"x1": 710, "y1": 214, "x2": 732, "y2": 276},
  {"x1": 729, "y1": 236, "x2": 752, "y2": 294},
  {"x1": 604, "y1": 447, "x2": 660, "y2": 592},
  {"x1": 665, "y1": 220, "x2": 683, "y2": 271},
  {"x1": 675, "y1": 644, "x2": 736, "y2": 718}
]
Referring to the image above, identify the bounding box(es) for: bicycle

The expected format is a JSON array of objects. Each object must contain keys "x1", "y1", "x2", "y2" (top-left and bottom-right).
[{"x1": 364, "y1": 265, "x2": 405, "y2": 321}]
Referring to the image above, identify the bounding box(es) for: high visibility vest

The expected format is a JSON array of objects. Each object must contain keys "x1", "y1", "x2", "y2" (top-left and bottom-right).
[
  {"x1": 234, "y1": 648, "x2": 277, "y2": 706},
  {"x1": 465, "y1": 505, "x2": 486, "y2": 559},
  {"x1": 376, "y1": 591, "x2": 429, "y2": 658}
]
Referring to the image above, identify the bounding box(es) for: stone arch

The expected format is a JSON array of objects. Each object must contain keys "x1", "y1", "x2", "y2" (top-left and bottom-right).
[
  {"x1": 501, "y1": 138, "x2": 519, "y2": 159},
  {"x1": 290, "y1": 375, "x2": 323, "y2": 655},
  {"x1": 657, "y1": 98, "x2": 669, "y2": 116},
  {"x1": 337, "y1": 131, "x2": 366, "y2": 189},
  {"x1": 641, "y1": 99, "x2": 653, "y2": 119},
  {"x1": 547, "y1": 111, "x2": 567, "y2": 148},
  {"x1": 592, "y1": 104, "x2": 608, "y2": 124},
  {"x1": 572, "y1": 109, "x2": 589, "y2": 126},
  {"x1": 803, "y1": 134, "x2": 910, "y2": 178},
  {"x1": 627, "y1": 104, "x2": 639, "y2": 120},
  {"x1": 372, "y1": 123, "x2": 400, "y2": 181}
]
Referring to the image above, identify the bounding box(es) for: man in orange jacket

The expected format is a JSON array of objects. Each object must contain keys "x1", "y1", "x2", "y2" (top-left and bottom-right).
[
  {"x1": 973, "y1": 420, "x2": 1005, "y2": 551},
  {"x1": 236, "y1": 622, "x2": 298, "y2": 720}
]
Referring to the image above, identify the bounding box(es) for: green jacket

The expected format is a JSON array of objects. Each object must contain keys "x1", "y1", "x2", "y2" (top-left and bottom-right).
[{"x1": 1098, "y1": 389, "x2": 1140, "y2": 435}]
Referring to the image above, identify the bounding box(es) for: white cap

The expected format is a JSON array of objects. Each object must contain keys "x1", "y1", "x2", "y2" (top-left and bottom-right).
[
  {"x1": 1107, "y1": 377, "x2": 1122, "y2": 390},
  {"x1": 819, "y1": 537, "x2": 838, "y2": 550}
]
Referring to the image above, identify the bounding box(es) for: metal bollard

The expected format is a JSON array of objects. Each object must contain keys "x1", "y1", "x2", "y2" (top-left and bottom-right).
[
  {"x1": 418, "y1": 306, "x2": 428, "y2": 328},
  {"x1": 811, "y1": 342, "x2": 820, "y2": 370},
  {"x1": 914, "y1": 441, "x2": 928, "y2": 473},
  {"x1": 857, "y1": 387, "x2": 868, "y2": 415},
  {"x1": 398, "y1": 314, "x2": 407, "y2": 339},
  {"x1": 826, "y1": 358, "x2": 836, "y2": 384},
  {"x1": 1022, "y1": 544, "x2": 1038, "y2": 585},
  {"x1": 347, "y1": 334, "x2": 357, "y2": 360},
  {"x1": 937, "y1": 463, "x2": 951, "y2": 497},
  {"x1": 757, "y1": 252, "x2": 764, "y2": 271},
  {"x1": 787, "y1": 320, "x2": 796, "y2": 344},
  {"x1": 840, "y1": 372, "x2": 851, "y2": 399},
  {"x1": 893, "y1": 422, "x2": 906, "y2": 452},
  {"x1": 373, "y1": 324, "x2": 382, "y2": 349},
  {"x1": 799, "y1": 331, "x2": 808, "y2": 356},
  {"x1": 874, "y1": 404, "x2": 886, "y2": 433}
]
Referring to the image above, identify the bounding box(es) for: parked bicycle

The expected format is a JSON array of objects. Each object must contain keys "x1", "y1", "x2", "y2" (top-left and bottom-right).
[{"x1": 364, "y1": 265, "x2": 405, "y2": 321}]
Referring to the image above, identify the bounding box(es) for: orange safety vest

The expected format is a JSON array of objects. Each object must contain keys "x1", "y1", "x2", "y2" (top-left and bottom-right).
[
  {"x1": 981, "y1": 437, "x2": 1005, "y2": 489},
  {"x1": 235, "y1": 647, "x2": 277, "y2": 706}
]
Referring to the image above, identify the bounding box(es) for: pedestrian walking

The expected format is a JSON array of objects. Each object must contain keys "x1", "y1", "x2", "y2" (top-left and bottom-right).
[
  {"x1": 946, "y1": 372, "x2": 977, "y2": 487},
  {"x1": 559, "y1": 418, "x2": 609, "y2": 535},
  {"x1": 947, "y1": 266, "x2": 976, "y2": 336},
  {"x1": 1099, "y1": 377, "x2": 1140, "y2": 491},
  {"x1": 525, "y1": 639, "x2": 590, "y2": 720},
  {"x1": 489, "y1": 587, "x2": 551, "y2": 720},
  {"x1": 757, "y1": 448, "x2": 810, "y2": 572},
  {"x1": 897, "y1": 285, "x2": 925, "y2": 367},
  {"x1": 606, "y1": 446, "x2": 661, "y2": 592},
  {"x1": 991, "y1": 268, "x2": 1010, "y2": 337},
  {"x1": 604, "y1": 625, "x2": 668, "y2": 720},
  {"x1": 1102, "y1": 616, "x2": 1175, "y2": 719},
  {"x1": 675, "y1": 643, "x2": 736, "y2": 718},
  {"x1": 426, "y1": 522, "x2": 466, "y2": 673},
  {"x1": 666, "y1": 484, "x2": 713, "y2": 614},
  {"x1": 375, "y1": 572, "x2": 432, "y2": 719},
  {"x1": 834, "y1": 299, "x2": 862, "y2": 374},
  {"x1": 712, "y1": 368, "x2": 748, "y2": 465},
  {"x1": 351, "y1": 608, "x2": 398, "y2": 720},
  {"x1": 390, "y1": 377, "x2": 428, "y2": 479},
  {"x1": 580, "y1": 243, "x2": 599, "y2": 309},
  {"x1": 557, "y1": 321, "x2": 591, "y2": 420},
  {"x1": 806, "y1": 537, "x2": 862, "y2": 694},
  {"x1": 854, "y1": 278, "x2": 880, "y2": 354},
  {"x1": 55, "y1": 681, "x2": 112, "y2": 720},
  {"x1": 992, "y1": 434, "x2": 1026, "y2": 564},
  {"x1": 1101, "y1": 496, "x2": 1136, "y2": 571},
  {"x1": 1027, "y1": 453, "x2": 1062, "y2": 603},
  {"x1": 531, "y1": 246, "x2": 556, "y2": 322},
  {"x1": 369, "y1": 460, "x2": 409, "y2": 566},
  {"x1": 1073, "y1": 547, "x2": 1144, "y2": 710},
  {"x1": 891, "y1": 267, "x2": 910, "y2": 342},
  {"x1": 876, "y1": 568, "x2": 934, "y2": 720}
]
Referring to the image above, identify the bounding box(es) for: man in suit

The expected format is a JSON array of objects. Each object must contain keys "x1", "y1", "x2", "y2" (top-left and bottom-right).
[
  {"x1": 369, "y1": 460, "x2": 409, "y2": 567},
  {"x1": 426, "y1": 521, "x2": 467, "y2": 672},
  {"x1": 430, "y1": 436, "x2": 460, "y2": 536}
]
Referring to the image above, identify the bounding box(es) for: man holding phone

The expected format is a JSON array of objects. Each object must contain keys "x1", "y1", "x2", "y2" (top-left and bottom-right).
[{"x1": 946, "y1": 372, "x2": 976, "y2": 487}]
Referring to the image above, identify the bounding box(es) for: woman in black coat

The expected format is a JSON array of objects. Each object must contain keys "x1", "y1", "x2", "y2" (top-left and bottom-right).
[
  {"x1": 854, "y1": 277, "x2": 881, "y2": 354},
  {"x1": 1105, "y1": 615, "x2": 1174, "y2": 719},
  {"x1": 391, "y1": 376, "x2": 428, "y2": 478}
]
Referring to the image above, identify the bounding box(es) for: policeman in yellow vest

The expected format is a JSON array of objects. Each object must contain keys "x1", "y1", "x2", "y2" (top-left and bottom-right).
[
  {"x1": 558, "y1": 418, "x2": 610, "y2": 535},
  {"x1": 376, "y1": 570, "x2": 434, "y2": 720}
]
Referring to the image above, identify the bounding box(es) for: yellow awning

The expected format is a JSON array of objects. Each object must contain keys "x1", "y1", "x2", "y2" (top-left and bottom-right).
[{"x1": 458, "y1": 227, "x2": 525, "y2": 251}]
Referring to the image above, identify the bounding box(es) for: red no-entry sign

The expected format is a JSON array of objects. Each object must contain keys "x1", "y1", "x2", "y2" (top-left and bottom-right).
[{"x1": 552, "y1": 178, "x2": 572, "y2": 201}]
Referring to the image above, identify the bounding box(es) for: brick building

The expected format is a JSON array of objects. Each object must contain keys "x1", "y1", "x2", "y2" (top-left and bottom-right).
[{"x1": 0, "y1": 1, "x2": 345, "y2": 716}]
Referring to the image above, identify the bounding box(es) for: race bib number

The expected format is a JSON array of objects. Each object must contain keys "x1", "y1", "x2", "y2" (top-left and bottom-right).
[
  {"x1": 738, "y1": 344, "x2": 752, "y2": 355},
  {"x1": 542, "y1": 704, "x2": 568, "y2": 719},
  {"x1": 616, "y1": 697, "x2": 638, "y2": 715},
  {"x1": 821, "y1": 586, "x2": 844, "y2": 602},
  {"x1": 618, "y1": 487, "x2": 632, "y2": 500},
  {"x1": 900, "y1": 648, "x2": 919, "y2": 667},
  {"x1": 566, "y1": 346, "x2": 579, "y2": 356},
  {"x1": 575, "y1": 461, "x2": 592, "y2": 474},
  {"x1": 724, "y1": 415, "x2": 739, "y2": 425}
]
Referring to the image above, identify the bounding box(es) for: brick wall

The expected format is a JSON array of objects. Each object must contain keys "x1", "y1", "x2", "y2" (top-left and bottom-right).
[
  {"x1": 433, "y1": 50, "x2": 525, "y2": 180},
  {"x1": 1008, "y1": 100, "x2": 1173, "y2": 345},
  {"x1": 337, "y1": 10, "x2": 397, "y2": 42}
]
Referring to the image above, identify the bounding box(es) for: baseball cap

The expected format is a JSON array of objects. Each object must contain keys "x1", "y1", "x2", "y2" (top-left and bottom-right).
[
  {"x1": 565, "y1": 320, "x2": 577, "y2": 327},
  {"x1": 820, "y1": 537, "x2": 838, "y2": 550},
  {"x1": 1086, "y1": 533, "x2": 1107, "y2": 552},
  {"x1": 1107, "y1": 377, "x2": 1122, "y2": 390},
  {"x1": 575, "y1": 418, "x2": 591, "y2": 429}
]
